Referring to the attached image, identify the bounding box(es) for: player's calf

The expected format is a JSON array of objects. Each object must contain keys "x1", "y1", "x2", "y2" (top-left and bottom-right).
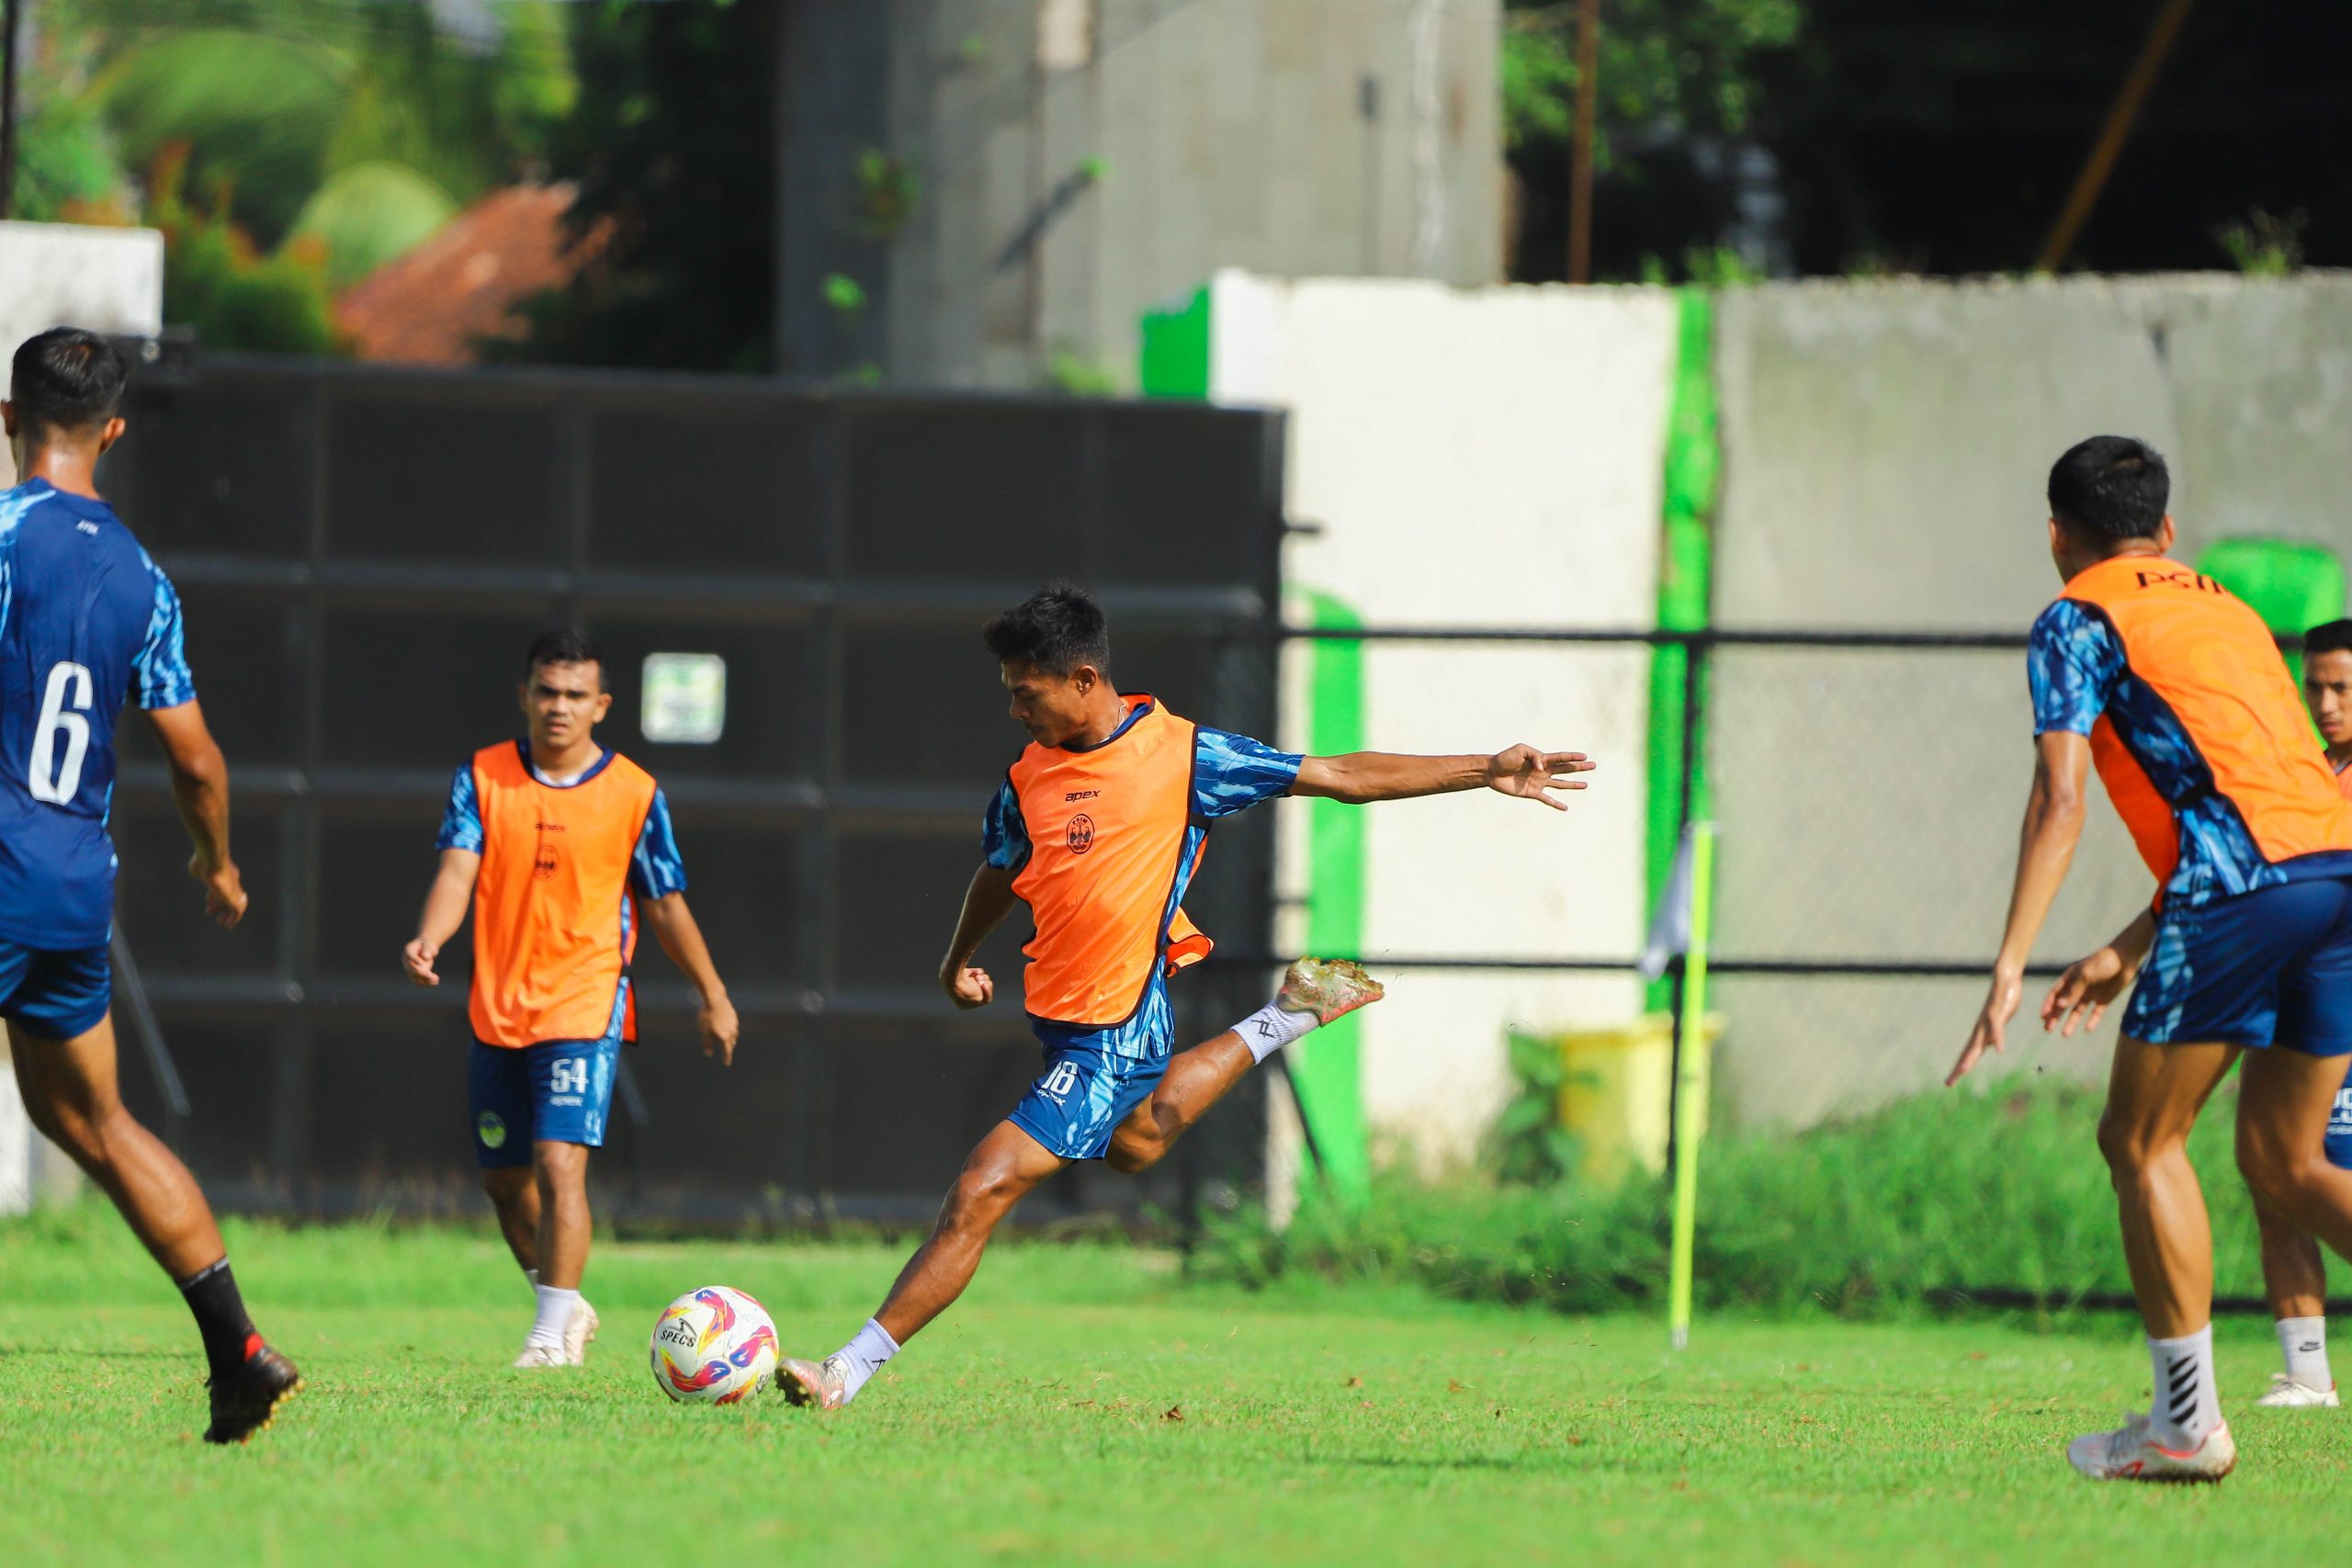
[{"x1": 1106, "y1": 958, "x2": 1385, "y2": 1175}]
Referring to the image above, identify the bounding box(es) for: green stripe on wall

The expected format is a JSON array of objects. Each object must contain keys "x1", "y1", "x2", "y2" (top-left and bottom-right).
[
  {"x1": 1644, "y1": 289, "x2": 1721, "y2": 1007},
  {"x1": 1292, "y1": 589, "x2": 1372, "y2": 1200}
]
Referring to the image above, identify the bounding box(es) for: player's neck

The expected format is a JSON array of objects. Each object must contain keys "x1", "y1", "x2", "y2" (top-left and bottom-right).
[
  {"x1": 2329, "y1": 741, "x2": 2352, "y2": 773},
  {"x1": 18, "y1": 444, "x2": 105, "y2": 500},
  {"x1": 529, "y1": 734, "x2": 602, "y2": 779},
  {"x1": 1063, "y1": 692, "x2": 1133, "y2": 750}
]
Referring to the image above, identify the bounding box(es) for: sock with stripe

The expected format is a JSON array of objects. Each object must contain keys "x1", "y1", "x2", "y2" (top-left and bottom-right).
[
  {"x1": 2278, "y1": 1314, "x2": 2331, "y2": 1391},
  {"x1": 176, "y1": 1258, "x2": 261, "y2": 1382},
  {"x1": 1233, "y1": 999, "x2": 1317, "y2": 1064},
  {"x1": 2147, "y1": 1325, "x2": 2221, "y2": 1449},
  {"x1": 830, "y1": 1318, "x2": 899, "y2": 1404}
]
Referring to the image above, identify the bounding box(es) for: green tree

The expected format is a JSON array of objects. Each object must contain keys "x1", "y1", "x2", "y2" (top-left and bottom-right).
[
  {"x1": 498, "y1": 0, "x2": 775, "y2": 373},
  {"x1": 12, "y1": 0, "x2": 576, "y2": 345},
  {"x1": 1503, "y1": 0, "x2": 1804, "y2": 281}
]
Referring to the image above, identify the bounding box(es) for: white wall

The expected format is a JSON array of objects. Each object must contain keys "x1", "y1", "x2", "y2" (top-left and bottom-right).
[
  {"x1": 0, "y1": 220, "x2": 165, "y2": 1213},
  {"x1": 1709, "y1": 272, "x2": 2352, "y2": 1124},
  {"x1": 1209, "y1": 271, "x2": 1678, "y2": 1168}
]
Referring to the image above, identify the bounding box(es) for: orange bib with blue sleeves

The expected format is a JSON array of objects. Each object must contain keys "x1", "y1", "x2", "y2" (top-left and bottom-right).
[
  {"x1": 2064, "y1": 556, "x2": 2352, "y2": 895},
  {"x1": 1009, "y1": 696, "x2": 1212, "y2": 1027},
  {"x1": 467, "y1": 741, "x2": 657, "y2": 1049}
]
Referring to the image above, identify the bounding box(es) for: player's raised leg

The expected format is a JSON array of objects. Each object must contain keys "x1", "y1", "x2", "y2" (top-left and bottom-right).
[
  {"x1": 9, "y1": 1011, "x2": 300, "y2": 1443},
  {"x1": 1106, "y1": 957, "x2": 1383, "y2": 1175},
  {"x1": 2065, "y1": 1033, "x2": 2240, "y2": 1481},
  {"x1": 775, "y1": 1120, "x2": 1067, "y2": 1409}
]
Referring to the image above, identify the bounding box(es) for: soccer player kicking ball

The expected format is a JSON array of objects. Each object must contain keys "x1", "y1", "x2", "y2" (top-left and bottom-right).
[
  {"x1": 1, "y1": 329, "x2": 299, "y2": 1443},
  {"x1": 402, "y1": 630, "x2": 738, "y2": 1368},
  {"x1": 1951, "y1": 437, "x2": 2352, "y2": 1483},
  {"x1": 2041, "y1": 617, "x2": 2352, "y2": 1415},
  {"x1": 775, "y1": 581, "x2": 1591, "y2": 1409}
]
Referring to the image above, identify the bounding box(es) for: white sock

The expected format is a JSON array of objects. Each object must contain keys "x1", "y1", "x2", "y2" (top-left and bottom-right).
[
  {"x1": 2147, "y1": 1325, "x2": 2222, "y2": 1448},
  {"x1": 529, "y1": 1284, "x2": 581, "y2": 1350},
  {"x1": 1234, "y1": 998, "x2": 1317, "y2": 1064},
  {"x1": 2278, "y1": 1315, "x2": 2331, "y2": 1390},
  {"x1": 831, "y1": 1317, "x2": 899, "y2": 1404}
]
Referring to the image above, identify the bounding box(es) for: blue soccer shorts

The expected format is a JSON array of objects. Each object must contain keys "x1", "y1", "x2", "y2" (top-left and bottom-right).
[
  {"x1": 2327, "y1": 1066, "x2": 2352, "y2": 1172},
  {"x1": 0, "y1": 941, "x2": 111, "y2": 1040},
  {"x1": 1009, "y1": 975, "x2": 1177, "y2": 1161},
  {"x1": 2123, "y1": 877, "x2": 2352, "y2": 1054},
  {"x1": 469, "y1": 1033, "x2": 622, "y2": 1168}
]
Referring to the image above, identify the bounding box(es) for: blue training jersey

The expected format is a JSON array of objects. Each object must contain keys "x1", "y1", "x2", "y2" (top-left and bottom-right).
[{"x1": 0, "y1": 479, "x2": 196, "y2": 947}]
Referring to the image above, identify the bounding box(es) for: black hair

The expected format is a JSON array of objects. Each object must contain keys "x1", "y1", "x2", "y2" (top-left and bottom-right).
[
  {"x1": 2048, "y1": 435, "x2": 2170, "y2": 542},
  {"x1": 2306, "y1": 620, "x2": 2352, "y2": 661},
  {"x1": 981, "y1": 581, "x2": 1111, "y2": 678},
  {"x1": 9, "y1": 327, "x2": 129, "y2": 437},
  {"x1": 525, "y1": 627, "x2": 605, "y2": 688}
]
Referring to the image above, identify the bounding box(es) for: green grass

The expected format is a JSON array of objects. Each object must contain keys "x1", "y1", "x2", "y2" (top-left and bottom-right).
[{"x1": 6, "y1": 1212, "x2": 2352, "y2": 1567}]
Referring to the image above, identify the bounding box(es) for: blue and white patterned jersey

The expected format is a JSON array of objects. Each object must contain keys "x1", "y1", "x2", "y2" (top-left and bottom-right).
[{"x1": 0, "y1": 479, "x2": 195, "y2": 946}]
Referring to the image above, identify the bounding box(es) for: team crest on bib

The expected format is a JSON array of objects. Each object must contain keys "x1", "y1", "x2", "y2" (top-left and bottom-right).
[
  {"x1": 1067, "y1": 813, "x2": 1095, "y2": 853},
  {"x1": 478, "y1": 1111, "x2": 508, "y2": 1150}
]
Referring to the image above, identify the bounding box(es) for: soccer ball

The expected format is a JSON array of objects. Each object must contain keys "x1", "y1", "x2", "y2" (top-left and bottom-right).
[{"x1": 649, "y1": 1285, "x2": 778, "y2": 1404}]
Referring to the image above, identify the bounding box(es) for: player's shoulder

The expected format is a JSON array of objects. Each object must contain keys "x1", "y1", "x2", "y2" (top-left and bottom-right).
[{"x1": 602, "y1": 749, "x2": 657, "y2": 792}]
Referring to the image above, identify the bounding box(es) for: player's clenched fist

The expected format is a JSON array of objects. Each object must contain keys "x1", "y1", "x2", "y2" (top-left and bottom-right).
[
  {"x1": 402, "y1": 937, "x2": 442, "y2": 987},
  {"x1": 1484, "y1": 745, "x2": 1594, "y2": 810},
  {"x1": 942, "y1": 963, "x2": 994, "y2": 1010},
  {"x1": 190, "y1": 852, "x2": 248, "y2": 928}
]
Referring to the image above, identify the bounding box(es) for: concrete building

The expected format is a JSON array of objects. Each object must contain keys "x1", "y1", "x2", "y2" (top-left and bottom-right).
[{"x1": 776, "y1": 0, "x2": 1502, "y2": 390}]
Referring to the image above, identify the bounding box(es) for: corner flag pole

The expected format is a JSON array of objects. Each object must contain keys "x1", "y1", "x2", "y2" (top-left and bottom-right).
[{"x1": 1667, "y1": 820, "x2": 1716, "y2": 1351}]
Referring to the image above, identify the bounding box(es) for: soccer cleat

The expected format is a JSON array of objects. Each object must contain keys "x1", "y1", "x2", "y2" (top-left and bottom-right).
[
  {"x1": 1275, "y1": 957, "x2": 1385, "y2": 1027},
  {"x1": 2065, "y1": 1412, "x2": 2236, "y2": 1483},
  {"x1": 203, "y1": 1344, "x2": 302, "y2": 1445},
  {"x1": 562, "y1": 1298, "x2": 601, "y2": 1365},
  {"x1": 512, "y1": 1341, "x2": 574, "y2": 1370},
  {"x1": 774, "y1": 1354, "x2": 850, "y2": 1410},
  {"x1": 2255, "y1": 1373, "x2": 2341, "y2": 1409}
]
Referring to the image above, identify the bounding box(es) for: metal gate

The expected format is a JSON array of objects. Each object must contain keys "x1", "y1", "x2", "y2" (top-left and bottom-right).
[{"x1": 99, "y1": 358, "x2": 1285, "y2": 1225}]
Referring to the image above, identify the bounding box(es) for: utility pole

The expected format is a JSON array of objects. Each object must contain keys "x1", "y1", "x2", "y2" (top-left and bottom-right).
[
  {"x1": 1567, "y1": 0, "x2": 1600, "y2": 283},
  {"x1": 0, "y1": 0, "x2": 21, "y2": 221},
  {"x1": 2036, "y1": 0, "x2": 2199, "y2": 273}
]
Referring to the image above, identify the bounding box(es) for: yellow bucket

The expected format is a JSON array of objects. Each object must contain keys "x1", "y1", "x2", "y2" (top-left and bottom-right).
[{"x1": 1551, "y1": 1011, "x2": 1722, "y2": 1183}]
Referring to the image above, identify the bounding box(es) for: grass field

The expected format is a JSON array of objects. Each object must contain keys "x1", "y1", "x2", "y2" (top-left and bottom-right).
[{"x1": 5, "y1": 1210, "x2": 2350, "y2": 1568}]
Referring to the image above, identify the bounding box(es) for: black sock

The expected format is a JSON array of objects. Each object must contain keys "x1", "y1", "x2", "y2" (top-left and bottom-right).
[{"x1": 176, "y1": 1258, "x2": 260, "y2": 1381}]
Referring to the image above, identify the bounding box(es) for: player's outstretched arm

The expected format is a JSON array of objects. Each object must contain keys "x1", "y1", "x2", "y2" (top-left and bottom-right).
[
  {"x1": 145, "y1": 700, "x2": 246, "y2": 928},
  {"x1": 402, "y1": 848, "x2": 480, "y2": 988},
  {"x1": 940, "y1": 863, "x2": 1019, "y2": 1010},
  {"x1": 1948, "y1": 730, "x2": 2092, "y2": 1086},
  {"x1": 2042, "y1": 906, "x2": 2158, "y2": 1040},
  {"x1": 1291, "y1": 745, "x2": 1593, "y2": 809},
  {"x1": 641, "y1": 893, "x2": 739, "y2": 1065}
]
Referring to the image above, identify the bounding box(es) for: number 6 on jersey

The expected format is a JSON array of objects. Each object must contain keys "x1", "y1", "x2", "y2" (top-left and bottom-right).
[{"x1": 28, "y1": 660, "x2": 94, "y2": 804}]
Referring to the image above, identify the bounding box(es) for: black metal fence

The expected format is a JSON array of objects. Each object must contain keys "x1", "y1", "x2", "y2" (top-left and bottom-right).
[{"x1": 100, "y1": 357, "x2": 1287, "y2": 1224}]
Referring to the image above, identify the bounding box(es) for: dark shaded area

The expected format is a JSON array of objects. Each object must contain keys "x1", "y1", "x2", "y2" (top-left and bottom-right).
[
  {"x1": 98, "y1": 359, "x2": 1287, "y2": 1224},
  {"x1": 1511, "y1": 0, "x2": 2352, "y2": 280},
  {"x1": 501, "y1": 0, "x2": 777, "y2": 372}
]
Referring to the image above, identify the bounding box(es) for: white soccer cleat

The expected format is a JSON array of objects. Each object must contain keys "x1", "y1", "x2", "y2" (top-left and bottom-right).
[
  {"x1": 2065, "y1": 1412, "x2": 2236, "y2": 1483},
  {"x1": 512, "y1": 1341, "x2": 575, "y2": 1370},
  {"x1": 2255, "y1": 1372, "x2": 2340, "y2": 1409},
  {"x1": 563, "y1": 1298, "x2": 601, "y2": 1365},
  {"x1": 774, "y1": 1353, "x2": 851, "y2": 1410},
  {"x1": 1275, "y1": 957, "x2": 1385, "y2": 1027}
]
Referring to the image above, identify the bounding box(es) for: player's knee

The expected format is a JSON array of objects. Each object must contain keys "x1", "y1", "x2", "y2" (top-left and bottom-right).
[
  {"x1": 1105, "y1": 1132, "x2": 1162, "y2": 1175},
  {"x1": 944, "y1": 1165, "x2": 1023, "y2": 1230},
  {"x1": 2095, "y1": 1109, "x2": 2157, "y2": 1176}
]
